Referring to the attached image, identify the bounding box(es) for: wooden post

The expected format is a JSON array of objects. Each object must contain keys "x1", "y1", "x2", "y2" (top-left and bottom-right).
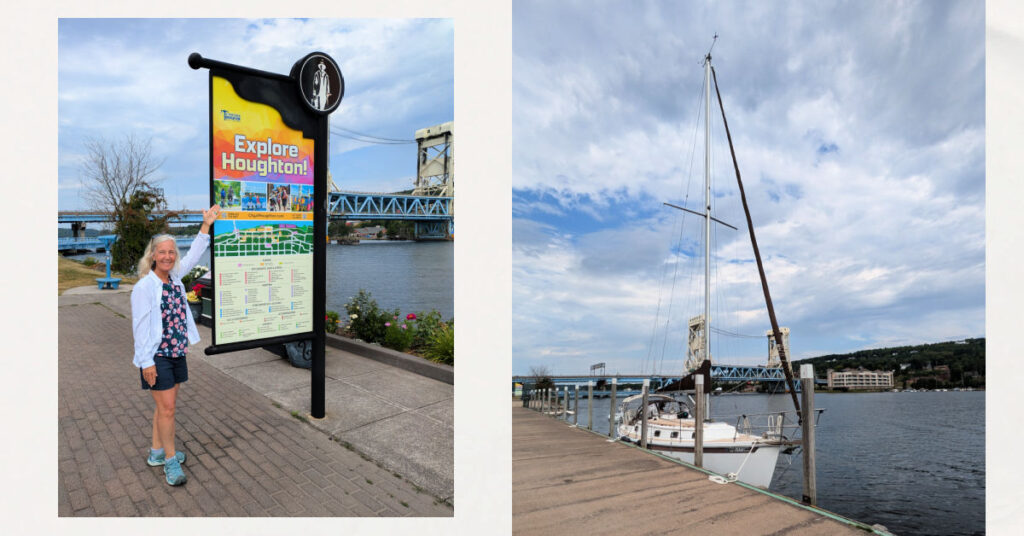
[
  {"x1": 640, "y1": 379, "x2": 650, "y2": 448},
  {"x1": 573, "y1": 384, "x2": 579, "y2": 426},
  {"x1": 801, "y1": 364, "x2": 817, "y2": 506},
  {"x1": 561, "y1": 386, "x2": 568, "y2": 419},
  {"x1": 694, "y1": 375, "x2": 704, "y2": 467},
  {"x1": 608, "y1": 377, "x2": 618, "y2": 437},
  {"x1": 587, "y1": 381, "x2": 594, "y2": 430}
]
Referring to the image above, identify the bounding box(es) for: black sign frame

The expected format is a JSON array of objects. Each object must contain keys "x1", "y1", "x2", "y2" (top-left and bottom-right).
[{"x1": 189, "y1": 52, "x2": 339, "y2": 418}]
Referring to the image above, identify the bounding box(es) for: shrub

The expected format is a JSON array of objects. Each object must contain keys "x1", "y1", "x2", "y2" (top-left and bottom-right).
[
  {"x1": 423, "y1": 323, "x2": 454, "y2": 366},
  {"x1": 410, "y1": 310, "x2": 445, "y2": 350},
  {"x1": 382, "y1": 317, "x2": 415, "y2": 352},
  {"x1": 344, "y1": 290, "x2": 393, "y2": 343},
  {"x1": 181, "y1": 265, "x2": 209, "y2": 290},
  {"x1": 325, "y1": 310, "x2": 340, "y2": 334},
  {"x1": 82, "y1": 256, "x2": 100, "y2": 267}
]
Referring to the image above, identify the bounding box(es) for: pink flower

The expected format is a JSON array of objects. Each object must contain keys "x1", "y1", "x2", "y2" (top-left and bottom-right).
[
  {"x1": 406, "y1": 313, "x2": 417, "y2": 320},
  {"x1": 385, "y1": 322, "x2": 391, "y2": 327},
  {"x1": 401, "y1": 324, "x2": 407, "y2": 330}
]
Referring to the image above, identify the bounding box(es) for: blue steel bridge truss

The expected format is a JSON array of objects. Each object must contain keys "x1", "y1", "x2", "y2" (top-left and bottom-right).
[
  {"x1": 328, "y1": 192, "x2": 453, "y2": 239},
  {"x1": 513, "y1": 364, "x2": 825, "y2": 390},
  {"x1": 58, "y1": 191, "x2": 454, "y2": 242}
]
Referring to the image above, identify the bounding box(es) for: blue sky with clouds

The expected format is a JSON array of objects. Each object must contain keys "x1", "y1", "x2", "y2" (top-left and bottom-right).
[
  {"x1": 511, "y1": 0, "x2": 985, "y2": 375},
  {"x1": 58, "y1": 18, "x2": 453, "y2": 212}
]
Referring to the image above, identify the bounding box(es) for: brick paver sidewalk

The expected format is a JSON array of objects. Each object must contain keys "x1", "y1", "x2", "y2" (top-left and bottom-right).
[{"x1": 57, "y1": 300, "x2": 452, "y2": 517}]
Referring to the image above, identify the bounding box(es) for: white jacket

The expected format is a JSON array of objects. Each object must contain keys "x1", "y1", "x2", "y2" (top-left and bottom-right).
[{"x1": 131, "y1": 233, "x2": 210, "y2": 369}]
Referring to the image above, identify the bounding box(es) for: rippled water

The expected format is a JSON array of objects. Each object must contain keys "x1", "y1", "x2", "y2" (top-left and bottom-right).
[
  {"x1": 553, "y1": 390, "x2": 985, "y2": 536},
  {"x1": 67, "y1": 240, "x2": 455, "y2": 319}
]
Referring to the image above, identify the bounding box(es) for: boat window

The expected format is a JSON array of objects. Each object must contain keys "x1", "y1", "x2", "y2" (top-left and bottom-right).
[
  {"x1": 654, "y1": 430, "x2": 660, "y2": 437},
  {"x1": 671, "y1": 431, "x2": 678, "y2": 438}
]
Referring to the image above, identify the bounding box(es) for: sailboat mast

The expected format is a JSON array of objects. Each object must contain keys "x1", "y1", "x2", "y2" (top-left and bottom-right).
[
  {"x1": 703, "y1": 53, "x2": 712, "y2": 374},
  {"x1": 702, "y1": 53, "x2": 712, "y2": 418}
]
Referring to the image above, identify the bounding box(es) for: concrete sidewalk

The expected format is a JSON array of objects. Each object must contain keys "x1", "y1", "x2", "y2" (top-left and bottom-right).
[{"x1": 57, "y1": 287, "x2": 453, "y2": 517}]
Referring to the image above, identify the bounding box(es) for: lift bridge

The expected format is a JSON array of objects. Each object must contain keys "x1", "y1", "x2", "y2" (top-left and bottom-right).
[
  {"x1": 514, "y1": 325, "x2": 825, "y2": 393},
  {"x1": 59, "y1": 122, "x2": 454, "y2": 249}
]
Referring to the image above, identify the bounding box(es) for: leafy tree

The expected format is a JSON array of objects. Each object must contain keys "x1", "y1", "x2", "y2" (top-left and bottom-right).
[
  {"x1": 384, "y1": 220, "x2": 415, "y2": 240},
  {"x1": 111, "y1": 188, "x2": 173, "y2": 273},
  {"x1": 328, "y1": 220, "x2": 352, "y2": 237}
]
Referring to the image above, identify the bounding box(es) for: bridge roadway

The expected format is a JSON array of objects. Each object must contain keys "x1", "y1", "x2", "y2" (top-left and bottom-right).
[
  {"x1": 59, "y1": 191, "x2": 454, "y2": 242},
  {"x1": 513, "y1": 364, "x2": 827, "y2": 388},
  {"x1": 512, "y1": 402, "x2": 874, "y2": 534}
]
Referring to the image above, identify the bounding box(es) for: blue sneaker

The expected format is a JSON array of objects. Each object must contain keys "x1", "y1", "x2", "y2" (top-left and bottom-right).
[
  {"x1": 147, "y1": 449, "x2": 186, "y2": 466},
  {"x1": 163, "y1": 457, "x2": 187, "y2": 486}
]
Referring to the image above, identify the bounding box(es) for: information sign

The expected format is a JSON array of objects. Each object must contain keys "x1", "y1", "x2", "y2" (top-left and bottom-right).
[{"x1": 210, "y1": 75, "x2": 316, "y2": 345}]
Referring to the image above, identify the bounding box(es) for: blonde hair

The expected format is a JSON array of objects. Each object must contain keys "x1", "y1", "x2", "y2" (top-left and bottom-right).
[{"x1": 137, "y1": 234, "x2": 181, "y2": 277}]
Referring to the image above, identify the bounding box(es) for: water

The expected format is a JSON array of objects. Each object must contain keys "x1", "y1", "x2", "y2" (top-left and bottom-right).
[
  {"x1": 66, "y1": 240, "x2": 455, "y2": 320},
  {"x1": 324, "y1": 241, "x2": 454, "y2": 320},
  {"x1": 551, "y1": 390, "x2": 985, "y2": 536}
]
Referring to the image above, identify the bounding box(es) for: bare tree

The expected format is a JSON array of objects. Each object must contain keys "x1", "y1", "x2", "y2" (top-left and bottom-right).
[
  {"x1": 80, "y1": 134, "x2": 165, "y2": 215},
  {"x1": 529, "y1": 365, "x2": 554, "y2": 390},
  {"x1": 529, "y1": 365, "x2": 551, "y2": 378}
]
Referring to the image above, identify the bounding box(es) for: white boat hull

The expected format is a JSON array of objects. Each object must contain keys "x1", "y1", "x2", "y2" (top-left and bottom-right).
[
  {"x1": 645, "y1": 442, "x2": 781, "y2": 488},
  {"x1": 618, "y1": 421, "x2": 783, "y2": 488}
]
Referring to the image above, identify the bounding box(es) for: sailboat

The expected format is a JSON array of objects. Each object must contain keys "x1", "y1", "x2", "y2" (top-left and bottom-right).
[{"x1": 616, "y1": 50, "x2": 807, "y2": 489}]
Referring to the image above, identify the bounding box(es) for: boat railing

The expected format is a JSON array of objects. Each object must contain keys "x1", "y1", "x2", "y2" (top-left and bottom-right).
[{"x1": 728, "y1": 409, "x2": 825, "y2": 443}]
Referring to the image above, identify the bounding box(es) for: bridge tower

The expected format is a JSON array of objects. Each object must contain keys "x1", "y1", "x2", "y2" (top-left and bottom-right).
[
  {"x1": 766, "y1": 327, "x2": 791, "y2": 372},
  {"x1": 411, "y1": 121, "x2": 453, "y2": 238},
  {"x1": 685, "y1": 314, "x2": 709, "y2": 373},
  {"x1": 412, "y1": 122, "x2": 453, "y2": 198}
]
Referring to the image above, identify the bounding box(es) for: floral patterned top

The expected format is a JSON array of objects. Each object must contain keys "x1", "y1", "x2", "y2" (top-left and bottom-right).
[{"x1": 156, "y1": 282, "x2": 189, "y2": 357}]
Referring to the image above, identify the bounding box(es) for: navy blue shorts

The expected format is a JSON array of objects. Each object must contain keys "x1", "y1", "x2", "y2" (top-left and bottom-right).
[{"x1": 140, "y1": 355, "x2": 188, "y2": 391}]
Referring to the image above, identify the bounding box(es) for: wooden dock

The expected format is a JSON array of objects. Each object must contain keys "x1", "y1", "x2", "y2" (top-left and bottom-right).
[{"x1": 512, "y1": 404, "x2": 877, "y2": 535}]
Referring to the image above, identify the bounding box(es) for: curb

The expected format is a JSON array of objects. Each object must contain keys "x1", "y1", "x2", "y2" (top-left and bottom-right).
[
  {"x1": 197, "y1": 313, "x2": 453, "y2": 384},
  {"x1": 325, "y1": 333, "x2": 453, "y2": 385}
]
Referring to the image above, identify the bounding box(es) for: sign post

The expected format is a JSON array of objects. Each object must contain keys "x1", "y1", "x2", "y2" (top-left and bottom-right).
[{"x1": 190, "y1": 52, "x2": 343, "y2": 419}]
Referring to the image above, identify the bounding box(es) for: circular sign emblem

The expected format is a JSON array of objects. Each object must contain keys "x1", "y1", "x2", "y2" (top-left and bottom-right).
[{"x1": 296, "y1": 53, "x2": 344, "y2": 114}]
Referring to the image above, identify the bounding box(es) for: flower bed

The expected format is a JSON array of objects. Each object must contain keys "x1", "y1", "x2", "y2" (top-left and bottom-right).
[{"x1": 331, "y1": 289, "x2": 454, "y2": 366}]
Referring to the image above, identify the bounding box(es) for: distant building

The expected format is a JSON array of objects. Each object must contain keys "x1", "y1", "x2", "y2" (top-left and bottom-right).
[
  {"x1": 353, "y1": 225, "x2": 386, "y2": 239},
  {"x1": 827, "y1": 368, "x2": 894, "y2": 390}
]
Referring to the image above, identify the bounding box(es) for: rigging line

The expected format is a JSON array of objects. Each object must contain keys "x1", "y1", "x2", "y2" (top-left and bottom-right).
[
  {"x1": 709, "y1": 326, "x2": 763, "y2": 339},
  {"x1": 330, "y1": 131, "x2": 415, "y2": 145},
  {"x1": 644, "y1": 206, "x2": 683, "y2": 375},
  {"x1": 652, "y1": 70, "x2": 706, "y2": 376},
  {"x1": 331, "y1": 125, "x2": 415, "y2": 143}
]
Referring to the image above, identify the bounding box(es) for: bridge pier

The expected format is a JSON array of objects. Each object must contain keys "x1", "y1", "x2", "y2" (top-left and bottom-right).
[{"x1": 71, "y1": 221, "x2": 87, "y2": 239}]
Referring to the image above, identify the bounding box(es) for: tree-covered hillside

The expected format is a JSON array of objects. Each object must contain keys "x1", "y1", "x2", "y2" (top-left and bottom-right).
[{"x1": 793, "y1": 338, "x2": 985, "y2": 388}]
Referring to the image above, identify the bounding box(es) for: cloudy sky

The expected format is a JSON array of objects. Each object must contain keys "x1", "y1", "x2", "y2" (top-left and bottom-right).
[
  {"x1": 58, "y1": 18, "x2": 453, "y2": 212},
  {"x1": 511, "y1": 0, "x2": 985, "y2": 375}
]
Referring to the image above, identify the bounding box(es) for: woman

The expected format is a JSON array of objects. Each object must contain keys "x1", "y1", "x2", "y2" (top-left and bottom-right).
[{"x1": 130, "y1": 204, "x2": 220, "y2": 486}]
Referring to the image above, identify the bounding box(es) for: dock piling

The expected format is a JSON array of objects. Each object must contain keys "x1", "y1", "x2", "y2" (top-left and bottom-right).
[
  {"x1": 641, "y1": 379, "x2": 650, "y2": 449},
  {"x1": 587, "y1": 381, "x2": 593, "y2": 430},
  {"x1": 801, "y1": 364, "x2": 817, "y2": 506},
  {"x1": 694, "y1": 375, "x2": 704, "y2": 467},
  {"x1": 608, "y1": 378, "x2": 617, "y2": 437},
  {"x1": 561, "y1": 386, "x2": 567, "y2": 419},
  {"x1": 574, "y1": 384, "x2": 579, "y2": 425}
]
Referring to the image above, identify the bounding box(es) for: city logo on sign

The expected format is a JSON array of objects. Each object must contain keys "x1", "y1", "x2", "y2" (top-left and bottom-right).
[{"x1": 220, "y1": 109, "x2": 241, "y2": 122}]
